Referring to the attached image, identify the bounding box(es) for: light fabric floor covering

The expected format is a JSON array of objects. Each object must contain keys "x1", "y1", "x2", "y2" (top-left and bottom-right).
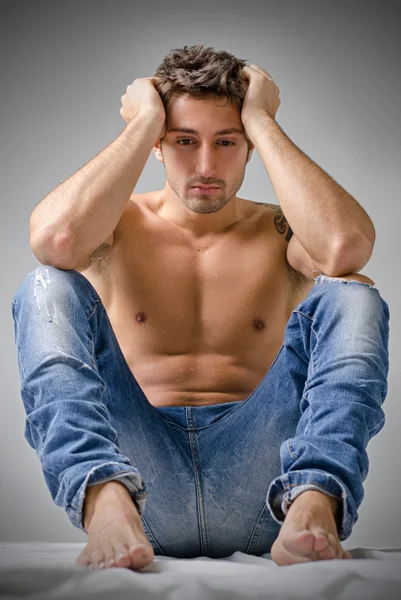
[{"x1": 1, "y1": 543, "x2": 401, "y2": 599}]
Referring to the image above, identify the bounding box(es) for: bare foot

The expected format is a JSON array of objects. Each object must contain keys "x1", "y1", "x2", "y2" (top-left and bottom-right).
[
  {"x1": 271, "y1": 490, "x2": 353, "y2": 565},
  {"x1": 75, "y1": 481, "x2": 155, "y2": 571}
]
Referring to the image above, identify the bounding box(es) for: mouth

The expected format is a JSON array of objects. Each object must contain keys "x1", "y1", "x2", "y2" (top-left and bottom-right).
[{"x1": 190, "y1": 186, "x2": 220, "y2": 195}]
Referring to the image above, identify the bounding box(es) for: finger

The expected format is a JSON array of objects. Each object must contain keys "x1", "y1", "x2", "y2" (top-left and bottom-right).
[{"x1": 249, "y1": 64, "x2": 274, "y2": 80}]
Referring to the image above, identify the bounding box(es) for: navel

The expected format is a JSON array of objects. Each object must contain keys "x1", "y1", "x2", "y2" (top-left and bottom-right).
[
  {"x1": 252, "y1": 318, "x2": 266, "y2": 331},
  {"x1": 135, "y1": 311, "x2": 147, "y2": 323}
]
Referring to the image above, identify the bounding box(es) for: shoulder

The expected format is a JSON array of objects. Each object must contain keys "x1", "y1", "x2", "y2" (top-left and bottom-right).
[
  {"x1": 246, "y1": 199, "x2": 310, "y2": 292},
  {"x1": 243, "y1": 199, "x2": 293, "y2": 240}
]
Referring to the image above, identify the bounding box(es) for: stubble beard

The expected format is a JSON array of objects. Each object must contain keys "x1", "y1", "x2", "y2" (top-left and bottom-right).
[{"x1": 164, "y1": 163, "x2": 247, "y2": 215}]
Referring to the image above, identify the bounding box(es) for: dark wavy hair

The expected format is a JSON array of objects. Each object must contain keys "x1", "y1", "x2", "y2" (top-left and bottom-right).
[{"x1": 153, "y1": 45, "x2": 248, "y2": 111}]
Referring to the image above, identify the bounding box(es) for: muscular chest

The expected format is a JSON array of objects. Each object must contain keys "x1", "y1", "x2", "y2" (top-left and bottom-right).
[{"x1": 81, "y1": 202, "x2": 310, "y2": 356}]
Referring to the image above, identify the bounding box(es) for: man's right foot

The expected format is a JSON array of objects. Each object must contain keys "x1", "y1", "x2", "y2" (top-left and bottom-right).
[{"x1": 75, "y1": 481, "x2": 155, "y2": 570}]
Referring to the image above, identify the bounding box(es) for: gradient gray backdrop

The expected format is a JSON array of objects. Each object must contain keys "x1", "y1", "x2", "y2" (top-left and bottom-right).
[{"x1": 1, "y1": 0, "x2": 399, "y2": 548}]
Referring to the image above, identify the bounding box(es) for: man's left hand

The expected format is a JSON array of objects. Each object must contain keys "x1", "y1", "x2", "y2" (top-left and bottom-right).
[{"x1": 240, "y1": 64, "x2": 281, "y2": 134}]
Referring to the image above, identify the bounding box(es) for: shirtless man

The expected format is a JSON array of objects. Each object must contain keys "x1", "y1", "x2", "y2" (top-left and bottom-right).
[{"x1": 25, "y1": 46, "x2": 379, "y2": 570}]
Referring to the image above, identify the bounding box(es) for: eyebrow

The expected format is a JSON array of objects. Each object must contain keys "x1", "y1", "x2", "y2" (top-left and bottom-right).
[{"x1": 167, "y1": 127, "x2": 245, "y2": 136}]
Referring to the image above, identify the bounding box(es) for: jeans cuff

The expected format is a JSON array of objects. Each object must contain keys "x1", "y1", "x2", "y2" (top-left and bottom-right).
[
  {"x1": 266, "y1": 470, "x2": 357, "y2": 540},
  {"x1": 65, "y1": 462, "x2": 147, "y2": 532}
]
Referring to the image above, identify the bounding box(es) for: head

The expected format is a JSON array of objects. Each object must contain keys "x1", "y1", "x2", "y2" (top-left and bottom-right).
[{"x1": 152, "y1": 45, "x2": 254, "y2": 215}]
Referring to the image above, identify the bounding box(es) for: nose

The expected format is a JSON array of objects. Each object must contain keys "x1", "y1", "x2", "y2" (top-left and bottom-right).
[{"x1": 194, "y1": 144, "x2": 218, "y2": 178}]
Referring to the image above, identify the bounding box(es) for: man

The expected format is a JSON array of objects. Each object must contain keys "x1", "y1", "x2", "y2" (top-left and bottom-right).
[{"x1": 12, "y1": 45, "x2": 389, "y2": 571}]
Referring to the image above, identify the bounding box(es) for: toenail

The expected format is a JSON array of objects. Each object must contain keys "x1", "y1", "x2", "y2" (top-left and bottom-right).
[{"x1": 98, "y1": 561, "x2": 105, "y2": 569}]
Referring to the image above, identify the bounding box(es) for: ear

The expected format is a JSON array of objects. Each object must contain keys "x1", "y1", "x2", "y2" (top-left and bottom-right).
[{"x1": 153, "y1": 138, "x2": 164, "y2": 163}]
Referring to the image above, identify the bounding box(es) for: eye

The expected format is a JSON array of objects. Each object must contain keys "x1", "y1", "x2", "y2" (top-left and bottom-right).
[{"x1": 176, "y1": 139, "x2": 236, "y2": 146}]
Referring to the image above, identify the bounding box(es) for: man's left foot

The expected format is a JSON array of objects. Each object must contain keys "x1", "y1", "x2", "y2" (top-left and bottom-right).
[{"x1": 270, "y1": 490, "x2": 353, "y2": 565}]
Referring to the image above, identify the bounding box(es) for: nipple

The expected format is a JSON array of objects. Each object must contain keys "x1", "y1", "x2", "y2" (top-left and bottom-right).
[
  {"x1": 252, "y1": 318, "x2": 266, "y2": 331},
  {"x1": 135, "y1": 311, "x2": 147, "y2": 323}
]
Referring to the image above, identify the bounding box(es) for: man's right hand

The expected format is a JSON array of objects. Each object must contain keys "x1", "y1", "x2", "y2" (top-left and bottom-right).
[{"x1": 120, "y1": 77, "x2": 166, "y2": 138}]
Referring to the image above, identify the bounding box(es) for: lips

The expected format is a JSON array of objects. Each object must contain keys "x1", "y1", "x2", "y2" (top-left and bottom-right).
[{"x1": 192, "y1": 186, "x2": 219, "y2": 189}]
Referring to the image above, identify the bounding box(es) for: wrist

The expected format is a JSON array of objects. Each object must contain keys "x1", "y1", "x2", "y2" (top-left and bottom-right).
[{"x1": 243, "y1": 112, "x2": 275, "y2": 133}]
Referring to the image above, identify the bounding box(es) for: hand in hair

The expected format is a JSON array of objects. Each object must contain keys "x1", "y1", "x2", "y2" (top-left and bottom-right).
[
  {"x1": 240, "y1": 64, "x2": 281, "y2": 129},
  {"x1": 120, "y1": 77, "x2": 166, "y2": 138}
]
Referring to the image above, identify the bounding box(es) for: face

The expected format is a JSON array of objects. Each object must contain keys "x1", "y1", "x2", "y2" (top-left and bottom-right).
[{"x1": 154, "y1": 94, "x2": 254, "y2": 214}]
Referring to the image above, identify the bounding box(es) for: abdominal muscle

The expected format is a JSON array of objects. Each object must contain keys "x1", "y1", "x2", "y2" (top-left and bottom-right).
[
  {"x1": 80, "y1": 193, "x2": 312, "y2": 407},
  {"x1": 111, "y1": 324, "x2": 289, "y2": 408}
]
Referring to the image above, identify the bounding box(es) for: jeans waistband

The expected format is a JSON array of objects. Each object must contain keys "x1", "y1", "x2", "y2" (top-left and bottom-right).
[{"x1": 154, "y1": 399, "x2": 246, "y2": 430}]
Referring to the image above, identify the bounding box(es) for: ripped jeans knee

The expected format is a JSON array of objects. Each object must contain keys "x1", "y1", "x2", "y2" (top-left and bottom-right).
[{"x1": 312, "y1": 271, "x2": 376, "y2": 288}]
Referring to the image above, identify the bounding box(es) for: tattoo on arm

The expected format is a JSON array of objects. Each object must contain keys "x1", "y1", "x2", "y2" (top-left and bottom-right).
[{"x1": 252, "y1": 202, "x2": 294, "y2": 243}]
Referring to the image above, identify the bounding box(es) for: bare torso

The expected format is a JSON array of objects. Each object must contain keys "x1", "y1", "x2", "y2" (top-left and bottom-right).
[{"x1": 77, "y1": 193, "x2": 314, "y2": 407}]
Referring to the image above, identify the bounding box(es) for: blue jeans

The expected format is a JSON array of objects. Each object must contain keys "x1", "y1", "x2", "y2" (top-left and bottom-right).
[{"x1": 11, "y1": 266, "x2": 390, "y2": 558}]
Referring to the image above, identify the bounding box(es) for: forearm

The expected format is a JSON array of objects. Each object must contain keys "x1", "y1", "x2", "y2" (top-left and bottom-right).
[
  {"x1": 30, "y1": 111, "x2": 163, "y2": 268},
  {"x1": 246, "y1": 115, "x2": 376, "y2": 270}
]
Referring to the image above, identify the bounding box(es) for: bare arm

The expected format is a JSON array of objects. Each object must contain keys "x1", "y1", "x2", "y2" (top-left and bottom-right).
[{"x1": 30, "y1": 77, "x2": 166, "y2": 270}]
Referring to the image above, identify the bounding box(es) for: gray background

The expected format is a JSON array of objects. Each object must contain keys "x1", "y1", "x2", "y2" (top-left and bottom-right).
[{"x1": 1, "y1": 0, "x2": 399, "y2": 548}]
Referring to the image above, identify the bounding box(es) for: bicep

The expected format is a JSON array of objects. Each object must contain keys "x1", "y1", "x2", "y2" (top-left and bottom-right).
[{"x1": 287, "y1": 233, "x2": 320, "y2": 280}]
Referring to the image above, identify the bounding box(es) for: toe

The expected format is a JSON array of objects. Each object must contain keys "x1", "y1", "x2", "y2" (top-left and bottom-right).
[
  {"x1": 114, "y1": 543, "x2": 131, "y2": 568},
  {"x1": 75, "y1": 553, "x2": 90, "y2": 568},
  {"x1": 128, "y1": 543, "x2": 155, "y2": 569},
  {"x1": 103, "y1": 545, "x2": 116, "y2": 569},
  {"x1": 92, "y1": 550, "x2": 106, "y2": 569},
  {"x1": 312, "y1": 529, "x2": 330, "y2": 554},
  {"x1": 318, "y1": 544, "x2": 336, "y2": 560},
  {"x1": 282, "y1": 529, "x2": 316, "y2": 558}
]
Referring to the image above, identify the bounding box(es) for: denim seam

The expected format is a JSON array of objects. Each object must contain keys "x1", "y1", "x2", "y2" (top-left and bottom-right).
[
  {"x1": 100, "y1": 385, "x2": 118, "y2": 445},
  {"x1": 310, "y1": 325, "x2": 319, "y2": 375},
  {"x1": 287, "y1": 438, "x2": 297, "y2": 460},
  {"x1": 86, "y1": 299, "x2": 102, "y2": 322},
  {"x1": 87, "y1": 304, "x2": 100, "y2": 371},
  {"x1": 85, "y1": 303, "x2": 115, "y2": 442},
  {"x1": 245, "y1": 503, "x2": 268, "y2": 554},
  {"x1": 293, "y1": 310, "x2": 318, "y2": 375},
  {"x1": 141, "y1": 516, "x2": 166, "y2": 556}
]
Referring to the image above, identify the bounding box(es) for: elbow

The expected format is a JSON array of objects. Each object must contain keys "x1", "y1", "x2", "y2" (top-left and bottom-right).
[
  {"x1": 327, "y1": 236, "x2": 375, "y2": 277},
  {"x1": 30, "y1": 228, "x2": 76, "y2": 270}
]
